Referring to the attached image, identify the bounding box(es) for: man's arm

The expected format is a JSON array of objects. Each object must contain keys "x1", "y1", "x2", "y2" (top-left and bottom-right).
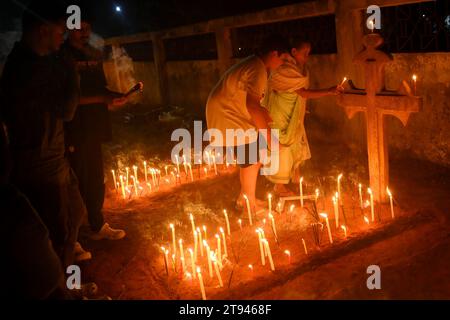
[{"x1": 246, "y1": 93, "x2": 276, "y2": 147}]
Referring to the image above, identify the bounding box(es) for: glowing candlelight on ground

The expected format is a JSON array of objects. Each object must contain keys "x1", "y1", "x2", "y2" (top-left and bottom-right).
[
  {"x1": 284, "y1": 250, "x2": 291, "y2": 264},
  {"x1": 223, "y1": 209, "x2": 231, "y2": 235},
  {"x1": 125, "y1": 167, "x2": 129, "y2": 186},
  {"x1": 320, "y1": 213, "x2": 333, "y2": 244},
  {"x1": 262, "y1": 239, "x2": 275, "y2": 271},
  {"x1": 268, "y1": 193, "x2": 272, "y2": 213},
  {"x1": 299, "y1": 177, "x2": 304, "y2": 207},
  {"x1": 203, "y1": 240, "x2": 213, "y2": 278},
  {"x1": 243, "y1": 194, "x2": 253, "y2": 226},
  {"x1": 197, "y1": 227, "x2": 203, "y2": 257},
  {"x1": 364, "y1": 216, "x2": 370, "y2": 224},
  {"x1": 111, "y1": 170, "x2": 117, "y2": 189},
  {"x1": 132, "y1": 165, "x2": 138, "y2": 182},
  {"x1": 368, "y1": 188, "x2": 375, "y2": 222},
  {"x1": 333, "y1": 193, "x2": 339, "y2": 228},
  {"x1": 268, "y1": 213, "x2": 278, "y2": 241},
  {"x1": 339, "y1": 77, "x2": 348, "y2": 87},
  {"x1": 119, "y1": 175, "x2": 126, "y2": 199},
  {"x1": 179, "y1": 239, "x2": 186, "y2": 274},
  {"x1": 188, "y1": 248, "x2": 196, "y2": 278},
  {"x1": 387, "y1": 187, "x2": 395, "y2": 219},
  {"x1": 220, "y1": 227, "x2": 228, "y2": 257},
  {"x1": 256, "y1": 229, "x2": 265, "y2": 265},
  {"x1": 248, "y1": 264, "x2": 253, "y2": 274},
  {"x1": 202, "y1": 225, "x2": 207, "y2": 240},
  {"x1": 164, "y1": 165, "x2": 168, "y2": 176},
  {"x1": 196, "y1": 267, "x2": 206, "y2": 300},
  {"x1": 169, "y1": 224, "x2": 176, "y2": 256},
  {"x1": 412, "y1": 74, "x2": 417, "y2": 95},
  {"x1": 238, "y1": 219, "x2": 242, "y2": 230},
  {"x1": 211, "y1": 252, "x2": 223, "y2": 287},
  {"x1": 302, "y1": 238, "x2": 308, "y2": 255},
  {"x1": 203, "y1": 167, "x2": 208, "y2": 177},
  {"x1": 358, "y1": 183, "x2": 363, "y2": 209},
  {"x1": 161, "y1": 246, "x2": 169, "y2": 275},
  {"x1": 171, "y1": 254, "x2": 176, "y2": 272},
  {"x1": 315, "y1": 188, "x2": 320, "y2": 203}
]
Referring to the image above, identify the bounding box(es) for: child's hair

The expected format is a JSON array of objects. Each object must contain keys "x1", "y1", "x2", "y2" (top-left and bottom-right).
[
  {"x1": 257, "y1": 34, "x2": 291, "y2": 57},
  {"x1": 291, "y1": 36, "x2": 312, "y2": 50}
]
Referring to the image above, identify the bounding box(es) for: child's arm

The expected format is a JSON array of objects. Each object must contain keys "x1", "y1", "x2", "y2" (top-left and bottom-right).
[{"x1": 296, "y1": 86, "x2": 342, "y2": 99}]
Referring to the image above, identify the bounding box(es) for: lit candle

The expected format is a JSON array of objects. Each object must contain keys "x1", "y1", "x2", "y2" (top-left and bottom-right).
[
  {"x1": 179, "y1": 239, "x2": 186, "y2": 274},
  {"x1": 337, "y1": 173, "x2": 343, "y2": 205},
  {"x1": 169, "y1": 223, "x2": 176, "y2": 256},
  {"x1": 299, "y1": 177, "x2": 304, "y2": 207},
  {"x1": 203, "y1": 167, "x2": 208, "y2": 177},
  {"x1": 188, "y1": 163, "x2": 194, "y2": 182},
  {"x1": 333, "y1": 193, "x2": 339, "y2": 228},
  {"x1": 268, "y1": 213, "x2": 278, "y2": 241},
  {"x1": 189, "y1": 214, "x2": 196, "y2": 238},
  {"x1": 202, "y1": 225, "x2": 207, "y2": 240},
  {"x1": 315, "y1": 188, "x2": 320, "y2": 203},
  {"x1": 125, "y1": 167, "x2": 129, "y2": 186},
  {"x1": 369, "y1": 20, "x2": 374, "y2": 32},
  {"x1": 339, "y1": 76, "x2": 347, "y2": 87},
  {"x1": 223, "y1": 209, "x2": 231, "y2": 235},
  {"x1": 193, "y1": 230, "x2": 198, "y2": 261},
  {"x1": 358, "y1": 183, "x2": 363, "y2": 209},
  {"x1": 238, "y1": 219, "x2": 242, "y2": 231},
  {"x1": 171, "y1": 254, "x2": 176, "y2": 272},
  {"x1": 133, "y1": 165, "x2": 138, "y2": 182},
  {"x1": 368, "y1": 188, "x2": 375, "y2": 222},
  {"x1": 196, "y1": 267, "x2": 206, "y2": 300},
  {"x1": 302, "y1": 238, "x2": 308, "y2": 255},
  {"x1": 119, "y1": 175, "x2": 126, "y2": 199},
  {"x1": 268, "y1": 193, "x2": 272, "y2": 214},
  {"x1": 387, "y1": 187, "x2": 395, "y2": 219},
  {"x1": 220, "y1": 227, "x2": 228, "y2": 257},
  {"x1": 341, "y1": 225, "x2": 347, "y2": 238},
  {"x1": 211, "y1": 252, "x2": 223, "y2": 287},
  {"x1": 284, "y1": 250, "x2": 291, "y2": 264},
  {"x1": 143, "y1": 161, "x2": 148, "y2": 182},
  {"x1": 262, "y1": 239, "x2": 275, "y2": 271},
  {"x1": 256, "y1": 229, "x2": 265, "y2": 266},
  {"x1": 183, "y1": 155, "x2": 188, "y2": 176},
  {"x1": 161, "y1": 246, "x2": 169, "y2": 275},
  {"x1": 212, "y1": 153, "x2": 218, "y2": 175},
  {"x1": 215, "y1": 234, "x2": 222, "y2": 269},
  {"x1": 243, "y1": 194, "x2": 253, "y2": 226},
  {"x1": 248, "y1": 264, "x2": 253, "y2": 275},
  {"x1": 320, "y1": 213, "x2": 333, "y2": 244},
  {"x1": 175, "y1": 155, "x2": 180, "y2": 175},
  {"x1": 412, "y1": 74, "x2": 417, "y2": 95},
  {"x1": 197, "y1": 227, "x2": 203, "y2": 257},
  {"x1": 188, "y1": 248, "x2": 196, "y2": 278},
  {"x1": 203, "y1": 240, "x2": 213, "y2": 278},
  {"x1": 131, "y1": 176, "x2": 138, "y2": 196},
  {"x1": 111, "y1": 170, "x2": 117, "y2": 189},
  {"x1": 364, "y1": 216, "x2": 370, "y2": 224},
  {"x1": 164, "y1": 165, "x2": 168, "y2": 176}
]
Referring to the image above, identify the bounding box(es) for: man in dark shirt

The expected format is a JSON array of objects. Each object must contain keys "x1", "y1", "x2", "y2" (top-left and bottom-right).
[
  {"x1": 63, "y1": 17, "x2": 127, "y2": 242},
  {"x1": 0, "y1": 0, "x2": 86, "y2": 267}
]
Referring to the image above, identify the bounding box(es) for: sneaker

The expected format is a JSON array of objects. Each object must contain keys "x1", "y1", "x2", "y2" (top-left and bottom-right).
[
  {"x1": 74, "y1": 242, "x2": 92, "y2": 262},
  {"x1": 90, "y1": 223, "x2": 126, "y2": 241}
]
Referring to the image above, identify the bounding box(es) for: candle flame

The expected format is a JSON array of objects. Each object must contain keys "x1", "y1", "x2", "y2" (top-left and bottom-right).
[
  {"x1": 169, "y1": 223, "x2": 174, "y2": 229},
  {"x1": 367, "y1": 188, "x2": 372, "y2": 195},
  {"x1": 386, "y1": 187, "x2": 392, "y2": 197},
  {"x1": 320, "y1": 213, "x2": 328, "y2": 219},
  {"x1": 364, "y1": 216, "x2": 370, "y2": 224},
  {"x1": 196, "y1": 266, "x2": 201, "y2": 273},
  {"x1": 243, "y1": 194, "x2": 248, "y2": 200},
  {"x1": 412, "y1": 74, "x2": 417, "y2": 81},
  {"x1": 341, "y1": 225, "x2": 347, "y2": 232},
  {"x1": 289, "y1": 204, "x2": 295, "y2": 212},
  {"x1": 300, "y1": 177, "x2": 303, "y2": 183},
  {"x1": 179, "y1": 239, "x2": 183, "y2": 244},
  {"x1": 248, "y1": 264, "x2": 253, "y2": 270},
  {"x1": 215, "y1": 234, "x2": 220, "y2": 239},
  {"x1": 219, "y1": 227, "x2": 224, "y2": 234},
  {"x1": 284, "y1": 250, "x2": 290, "y2": 256},
  {"x1": 338, "y1": 173, "x2": 343, "y2": 181}
]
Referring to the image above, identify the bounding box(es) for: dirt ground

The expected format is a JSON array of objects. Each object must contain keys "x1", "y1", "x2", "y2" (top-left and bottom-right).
[{"x1": 78, "y1": 113, "x2": 450, "y2": 300}]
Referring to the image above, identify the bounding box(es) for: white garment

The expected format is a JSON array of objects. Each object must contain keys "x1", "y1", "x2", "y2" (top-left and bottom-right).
[{"x1": 206, "y1": 55, "x2": 267, "y2": 146}]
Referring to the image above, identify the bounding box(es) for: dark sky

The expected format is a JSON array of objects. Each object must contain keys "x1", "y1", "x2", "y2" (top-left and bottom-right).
[{"x1": 1, "y1": 0, "x2": 308, "y2": 37}]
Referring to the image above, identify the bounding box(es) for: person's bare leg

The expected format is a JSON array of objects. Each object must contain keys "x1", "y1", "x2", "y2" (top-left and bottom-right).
[{"x1": 239, "y1": 163, "x2": 265, "y2": 213}]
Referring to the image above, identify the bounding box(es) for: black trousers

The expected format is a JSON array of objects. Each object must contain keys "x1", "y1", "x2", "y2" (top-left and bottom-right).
[{"x1": 68, "y1": 140, "x2": 105, "y2": 232}]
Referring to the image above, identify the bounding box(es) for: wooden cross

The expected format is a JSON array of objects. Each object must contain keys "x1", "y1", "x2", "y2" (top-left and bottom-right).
[{"x1": 337, "y1": 33, "x2": 422, "y2": 203}]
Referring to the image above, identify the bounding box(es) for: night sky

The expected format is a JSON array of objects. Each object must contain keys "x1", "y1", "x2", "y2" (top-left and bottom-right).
[{"x1": 1, "y1": 0, "x2": 309, "y2": 37}]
